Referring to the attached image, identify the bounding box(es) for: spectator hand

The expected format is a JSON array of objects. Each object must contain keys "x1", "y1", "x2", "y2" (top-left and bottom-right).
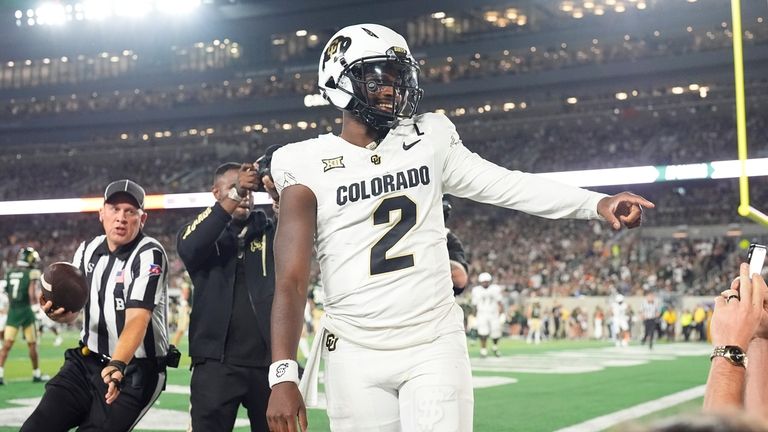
[
  {"x1": 711, "y1": 263, "x2": 766, "y2": 350},
  {"x1": 267, "y1": 382, "x2": 307, "y2": 432},
  {"x1": 597, "y1": 192, "x2": 655, "y2": 230}
]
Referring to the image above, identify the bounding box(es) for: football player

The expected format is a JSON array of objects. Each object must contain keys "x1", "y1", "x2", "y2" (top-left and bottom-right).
[
  {"x1": 0, "y1": 284, "x2": 8, "y2": 342},
  {"x1": 471, "y1": 272, "x2": 504, "y2": 357},
  {"x1": 265, "y1": 23, "x2": 654, "y2": 432},
  {"x1": 0, "y1": 247, "x2": 49, "y2": 385},
  {"x1": 612, "y1": 294, "x2": 631, "y2": 347}
]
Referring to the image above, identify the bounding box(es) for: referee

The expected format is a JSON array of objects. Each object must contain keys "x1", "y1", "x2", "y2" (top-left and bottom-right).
[
  {"x1": 23, "y1": 179, "x2": 174, "y2": 432},
  {"x1": 640, "y1": 291, "x2": 661, "y2": 350}
]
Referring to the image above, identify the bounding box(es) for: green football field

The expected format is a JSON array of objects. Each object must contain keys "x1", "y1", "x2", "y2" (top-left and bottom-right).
[{"x1": 0, "y1": 331, "x2": 710, "y2": 431}]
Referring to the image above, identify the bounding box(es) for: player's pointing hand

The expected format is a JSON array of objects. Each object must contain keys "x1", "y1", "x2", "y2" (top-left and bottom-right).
[{"x1": 597, "y1": 192, "x2": 655, "y2": 230}]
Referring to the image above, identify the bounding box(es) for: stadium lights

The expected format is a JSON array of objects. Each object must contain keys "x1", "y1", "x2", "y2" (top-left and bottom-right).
[
  {"x1": 156, "y1": 0, "x2": 201, "y2": 14},
  {"x1": 2, "y1": 159, "x2": 767, "y2": 216},
  {"x1": 14, "y1": 0, "x2": 201, "y2": 27},
  {"x1": 35, "y1": 2, "x2": 66, "y2": 25}
]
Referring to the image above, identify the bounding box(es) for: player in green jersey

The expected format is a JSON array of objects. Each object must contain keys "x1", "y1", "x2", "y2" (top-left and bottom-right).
[{"x1": 0, "y1": 247, "x2": 49, "y2": 385}]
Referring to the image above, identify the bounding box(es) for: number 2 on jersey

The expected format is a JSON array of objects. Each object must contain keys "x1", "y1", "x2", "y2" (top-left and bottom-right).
[{"x1": 370, "y1": 196, "x2": 417, "y2": 275}]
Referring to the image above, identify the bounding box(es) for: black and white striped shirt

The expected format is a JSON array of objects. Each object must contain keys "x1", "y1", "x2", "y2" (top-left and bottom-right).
[
  {"x1": 73, "y1": 233, "x2": 169, "y2": 359},
  {"x1": 640, "y1": 299, "x2": 660, "y2": 321}
]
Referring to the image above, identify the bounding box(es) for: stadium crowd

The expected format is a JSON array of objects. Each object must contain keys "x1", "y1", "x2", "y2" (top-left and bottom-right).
[
  {"x1": 1, "y1": 89, "x2": 766, "y2": 202},
  {"x1": 3, "y1": 200, "x2": 763, "y2": 348},
  {"x1": 2, "y1": 176, "x2": 766, "y2": 303},
  {"x1": 451, "y1": 200, "x2": 768, "y2": 298},
  {"x1": 2, "y1": 23, "x2": 765, "y2": 119}
]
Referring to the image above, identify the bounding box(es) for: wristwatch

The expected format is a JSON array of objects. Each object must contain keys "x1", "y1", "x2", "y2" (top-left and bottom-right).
[
  {"x1": 710, "y1": 345, "x2": 748, "y2": 368},
  {"x1": 226, "y1": 187, "x2": 244, "y2": 202}
]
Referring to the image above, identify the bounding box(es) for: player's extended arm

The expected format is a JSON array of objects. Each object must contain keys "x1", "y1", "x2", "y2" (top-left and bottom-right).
[
  {"x1": 596, "y1": 192, "x2": 655, "y2": 230},
  {"x1": 102, "y1": 307, "x2": 152, "y2": 405},
  {"x1": 438, "y1": 115, "x2": 654, "y2": 227},
  {"x1": 267, "y1": 184, "x2": 317, "y2": 432}
]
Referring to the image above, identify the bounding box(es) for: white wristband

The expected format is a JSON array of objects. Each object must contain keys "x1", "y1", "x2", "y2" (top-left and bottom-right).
[{"x1": 268, "y1": 359, "x2": 300, "y2": 388}]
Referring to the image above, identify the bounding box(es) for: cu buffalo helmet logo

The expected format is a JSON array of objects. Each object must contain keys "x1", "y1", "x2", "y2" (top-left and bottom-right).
[{"x1": 322, "y1": 35, "x2": 352, "y2": 71}]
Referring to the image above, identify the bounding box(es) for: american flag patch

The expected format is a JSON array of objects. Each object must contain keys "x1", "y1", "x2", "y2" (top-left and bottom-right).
[
  {"x1": 148, "y1": 264, "x2": 163, "y2": 276},
  {"x1": 115, "y1": 270, "x2": 124, "y2": 283}
]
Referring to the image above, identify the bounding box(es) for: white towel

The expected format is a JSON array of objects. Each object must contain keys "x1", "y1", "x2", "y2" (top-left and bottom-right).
[{"x1": 299, "y1": 324, "x2": 326, "y2": 407}]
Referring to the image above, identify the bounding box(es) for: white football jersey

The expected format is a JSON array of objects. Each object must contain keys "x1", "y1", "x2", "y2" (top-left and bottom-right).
[
  {"x1": 471, "y1": 284, "x2": 503, "y2": 316},
  {"x1": 271, "y1": 112, "x2": 606, "y2": 349},
  {"x1": 612, "y1": 302, "x2": 628, "y2": 322}
]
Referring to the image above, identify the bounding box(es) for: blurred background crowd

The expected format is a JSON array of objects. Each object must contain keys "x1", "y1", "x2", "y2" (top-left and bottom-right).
[{"x1": 1, "y1": 0, "x2": 767, "y2": 343}]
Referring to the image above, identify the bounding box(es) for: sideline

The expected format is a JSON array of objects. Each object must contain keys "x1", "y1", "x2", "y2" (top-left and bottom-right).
[{"x1": 554, "y1": 385, "x2": 706, "y2": 432}]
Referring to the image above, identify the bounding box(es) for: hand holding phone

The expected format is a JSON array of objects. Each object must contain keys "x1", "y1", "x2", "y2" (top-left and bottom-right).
[{"x1": 748, "y1": 243, "x2": 767, "y2": 277}]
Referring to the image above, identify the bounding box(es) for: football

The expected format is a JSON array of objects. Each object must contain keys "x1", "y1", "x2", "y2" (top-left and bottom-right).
[{"x1": 40, "y1": 262, "x2": 89, "y2": 313}]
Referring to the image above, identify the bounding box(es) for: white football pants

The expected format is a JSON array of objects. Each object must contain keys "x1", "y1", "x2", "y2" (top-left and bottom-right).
[{"x1": 323, "y1": 329, "x2": 474, "y2": 432}]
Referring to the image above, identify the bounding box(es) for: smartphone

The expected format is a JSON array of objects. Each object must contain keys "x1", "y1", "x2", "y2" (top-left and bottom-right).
[{"x1": 748, "y1": 244, "x2": 767, "y2": 276}]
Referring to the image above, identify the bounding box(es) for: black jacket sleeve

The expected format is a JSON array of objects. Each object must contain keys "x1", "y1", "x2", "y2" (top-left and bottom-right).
[
  {"x1": 447, "y1": 230, "x2": 470, "y2": 296},
  {"x1": 177, "y1": 202, "x2": 232, "y2": 270},
  {"x1": 447, "y1": 231, "x2": 469, "y2": 271}
]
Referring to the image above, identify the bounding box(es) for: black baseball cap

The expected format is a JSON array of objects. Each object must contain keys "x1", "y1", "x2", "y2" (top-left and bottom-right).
[{"x1": 104, "y1": 179, "x2": 145, "y2": 209}]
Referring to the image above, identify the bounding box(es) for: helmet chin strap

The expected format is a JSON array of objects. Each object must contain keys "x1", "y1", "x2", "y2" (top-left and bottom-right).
[{"x1": 350, "y1": 100, "x2": 395, "y2": 137}]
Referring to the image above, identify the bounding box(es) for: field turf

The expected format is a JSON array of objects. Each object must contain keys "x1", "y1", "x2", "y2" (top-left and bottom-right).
[{"x1": 0, "y1": 331, "x2": 710, "y2": 431}]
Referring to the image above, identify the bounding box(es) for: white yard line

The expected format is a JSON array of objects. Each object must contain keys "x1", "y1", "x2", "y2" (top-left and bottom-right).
[{"x1": 554, "y1": 385, "x2": 706, "y2": 432}]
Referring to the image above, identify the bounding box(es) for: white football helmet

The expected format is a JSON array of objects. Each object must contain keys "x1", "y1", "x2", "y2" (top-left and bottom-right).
[{"x1": 318, "y1": 24, "x2": 424, "y2": 131}]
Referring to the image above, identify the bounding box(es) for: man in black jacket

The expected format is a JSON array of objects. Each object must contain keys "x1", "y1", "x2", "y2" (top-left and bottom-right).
[{"x1": 177, "y1": 162, "x2": 274, "y2": 432}]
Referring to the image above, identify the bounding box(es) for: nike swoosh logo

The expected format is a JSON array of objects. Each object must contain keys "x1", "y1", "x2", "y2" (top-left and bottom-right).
[{"x1": 402, "y1": 139, "x2": 421, "y2": 151}]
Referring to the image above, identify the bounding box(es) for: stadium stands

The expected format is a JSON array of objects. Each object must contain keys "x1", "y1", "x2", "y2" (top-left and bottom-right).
[{"x1": 1, "y1": 0, "x2": 766, "y2": 301}]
